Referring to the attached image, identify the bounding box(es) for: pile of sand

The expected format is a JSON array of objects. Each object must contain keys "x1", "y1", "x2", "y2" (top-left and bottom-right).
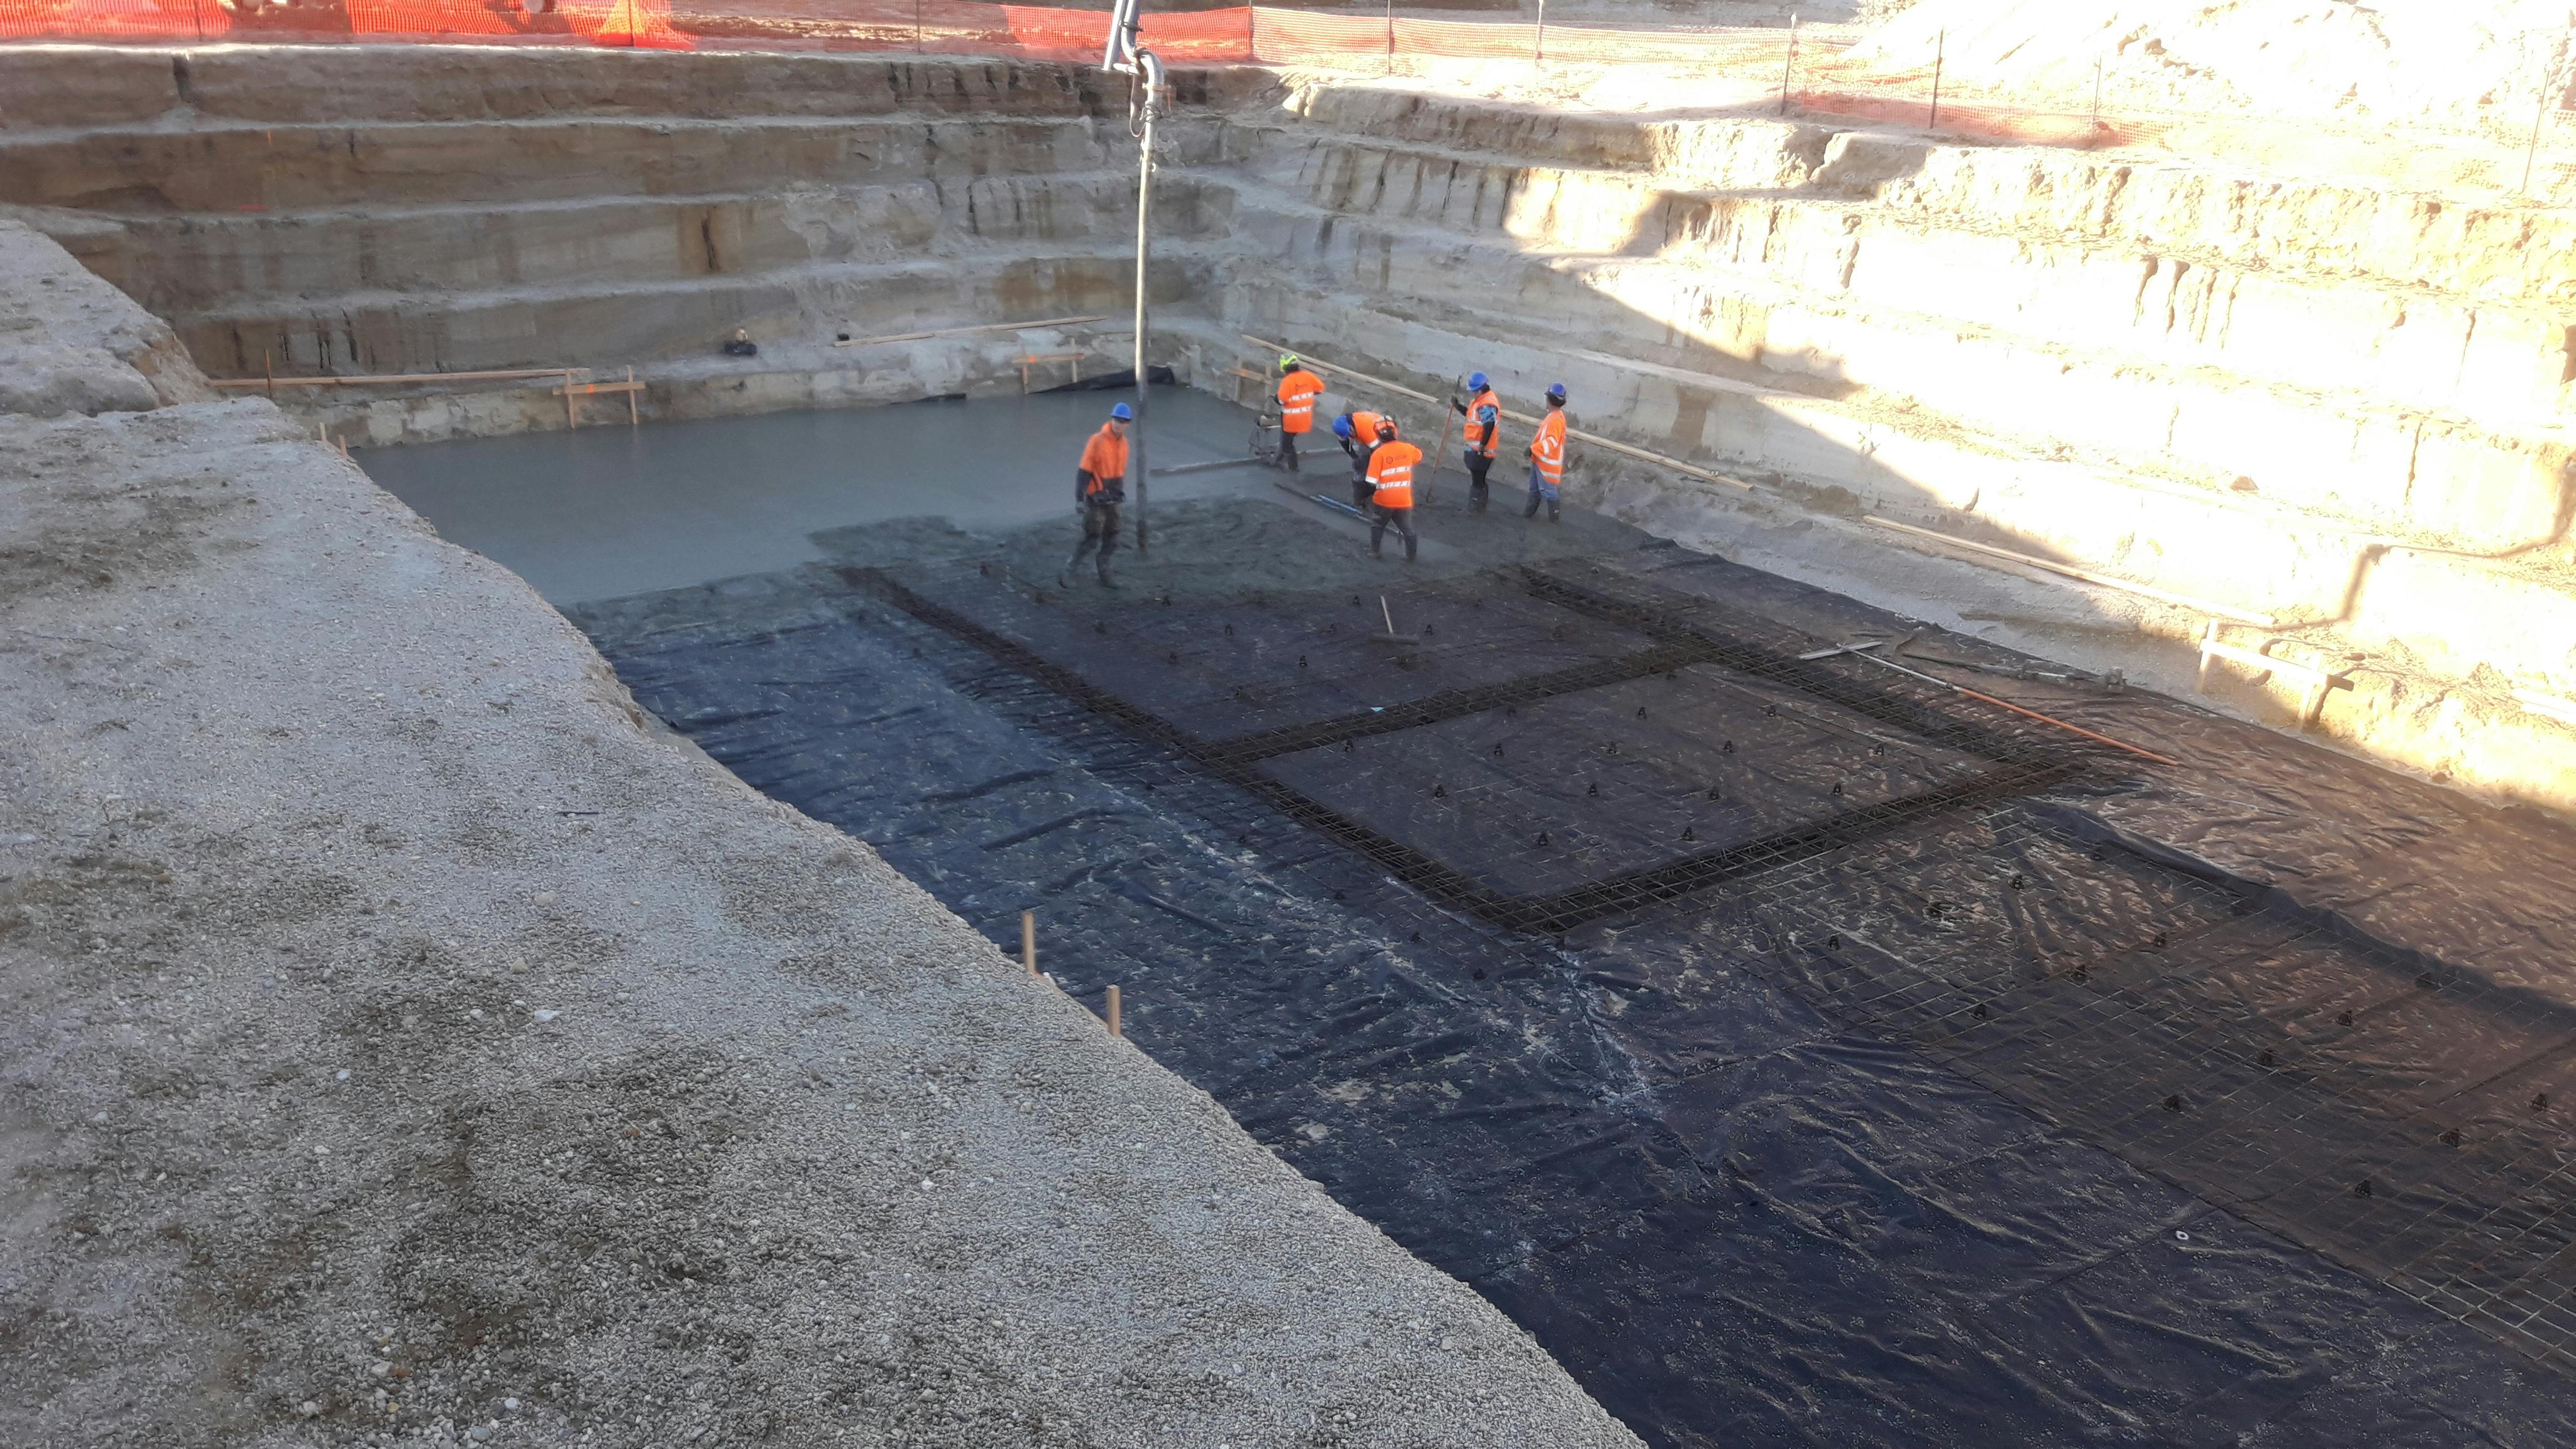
[{"x1": 1843, "y1": 0, "x2": 2576, "y2": 130}]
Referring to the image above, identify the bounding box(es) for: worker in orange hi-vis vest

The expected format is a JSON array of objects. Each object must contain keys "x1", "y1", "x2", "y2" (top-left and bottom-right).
[
  {"x1": 1275, "y1": 354, "x2": 1325, "y2": 474},
  {"x1": 1334, "y1": 404, "x2": 1387, "y2": 512},
  {"x1": 1450, "y1": 370, "x2": 1502, "y2": 512},
  {"x1": 1058, "y1": 402, "x2": 1131, "y2": 590},
  {"x1": 1524, "y1": 382, "x2": 1568, "y2": 524},
  {"x1": 1363, "y1": 418, "x2": 1422, "y2": 562}
]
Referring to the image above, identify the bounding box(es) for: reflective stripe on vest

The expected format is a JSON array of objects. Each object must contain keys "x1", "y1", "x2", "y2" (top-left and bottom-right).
[
  {"x1": 1278, "y1": 371, "x2": 1324, "y2": 432},
  {"x1": 1531, "y1": 411, "x2": 1566, "y2": 484},
  {"x1": 1367, "y1": 441, "x2": 1420, "y2": 509},
  {"x1": 1464, "y1": 389, "x2": 1500, "y2": 457}
]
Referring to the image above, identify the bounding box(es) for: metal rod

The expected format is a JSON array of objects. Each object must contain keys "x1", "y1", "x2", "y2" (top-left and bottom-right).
[
  {"x1": 1861, "y1": 514, "x2": 2279, "y2": 627},
  {"x1": 1385, "y1": 0, "x2": 1394, "y2": 72},
  {"x1": 2091, "y1": 57, "x2": 2102, "y2": 131},
  {"x1": 1534, "y1": 0, "x2": 1546, "y2": 65},
  {"x1": 1929, "y1": 27, "x2": 1944, "y2": 129},
  {"x1": 1148, "y1": 456, "x2": 1262, "y2": 476},
  {"x1": 832, "y1": 315, "x2": 1107, "y2": 349},
  {"x1": 1779, "y1": 12, "x2": 1797, "y2": 116},
  {"x1": 1239, "y1": 334, "x2": 1759, "y2": 494},
  {"x1": 2525, "y1": 45, "x2": 2558, "y2": 194},
  {"x1": 1836, "y1": 644, "x2": 2182, "y2": 766},
  {"x1": 215, "y1": 366, "x2": 590, "y2": 389}
]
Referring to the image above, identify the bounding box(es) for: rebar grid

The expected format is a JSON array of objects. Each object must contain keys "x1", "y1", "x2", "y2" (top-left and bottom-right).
[{"x1": 844, "y1": 555, "x2": 2576, "y2": 1373}]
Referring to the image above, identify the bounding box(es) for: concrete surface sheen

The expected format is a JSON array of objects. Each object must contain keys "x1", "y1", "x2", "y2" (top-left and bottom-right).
[{"x1": 359, "y1": 389, "x2": 1264, "y2": 604}]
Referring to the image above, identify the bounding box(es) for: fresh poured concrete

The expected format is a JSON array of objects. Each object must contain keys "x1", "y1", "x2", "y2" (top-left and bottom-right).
[{"x1": 360, "y1": 388, "x2": 1269, "y2": 603}]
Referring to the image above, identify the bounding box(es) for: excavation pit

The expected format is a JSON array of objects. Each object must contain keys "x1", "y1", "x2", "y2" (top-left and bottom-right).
[{"x1": 366, "y1": 393, "x2": 2576, "y2": 1445}]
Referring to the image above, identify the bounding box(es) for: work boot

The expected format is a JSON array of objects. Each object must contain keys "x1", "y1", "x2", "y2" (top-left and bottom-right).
[
  {"x1": 1405, "y1": 535, "x2": 1418, "y2": 562},
  {"x1": 1096, "y1": 565, "x2": 1120, "y2": 590},
  {"x1": 1548, "y1": 504, "x2": 1561, "y2": 524}
]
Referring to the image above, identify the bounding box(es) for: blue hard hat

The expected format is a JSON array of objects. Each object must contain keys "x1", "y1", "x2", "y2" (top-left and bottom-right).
[
  {"x1": 1332, "y1": 415, "x2": 1354, "y2": 440},
  {"x1": 1110, "y1": 402, "x2": 1133, "y2": 421},
  {"x1": 1546, "y1": 383, "x2": 1568, "y2": 402},
  {"x1": 1468, "y1": 371, "x2": 1489, "y2": 391}
]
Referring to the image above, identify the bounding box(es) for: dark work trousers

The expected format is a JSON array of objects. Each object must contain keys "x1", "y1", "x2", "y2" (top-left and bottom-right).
[
  {"x1": 1370, "y1": 504, "x2": 1417, "y2": 560},
  {"x1": 1344, "y1": 440, "x2": 1379, "y2": 511},
  {"x1": 1464, "y1": 449, "x2": 1493, "y2": 510},
  {"x1": 1069, "y1": 500, "x2": 1122, "y2": 575},
  {"x1": 1282, "y1": 428, "x2": 1302, "y2": 472}
]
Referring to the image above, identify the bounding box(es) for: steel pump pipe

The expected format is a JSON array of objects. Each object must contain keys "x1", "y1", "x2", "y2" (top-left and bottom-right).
[{"x1": 1104, "y1": 0, "x2": 1167, "y2": 555}]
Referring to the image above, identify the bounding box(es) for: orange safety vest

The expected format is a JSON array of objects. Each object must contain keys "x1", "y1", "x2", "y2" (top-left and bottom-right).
[
  {"x1": 1530, "y1": 409, "x2": 1566, "y2": 485},
  {"x1": 1461, "y1": 388, "x2": 1500, "y2": 458},
  {"x1": 1078, "y1": 423, "x2": 1129, "y2": 497},
  {"x1": 1349, "y1": 410, "x2": 1385, "y2": 450},
  {"x1": 1277, "y1": 369, "x2": 1325, "y2": 434},
  {"x1": 1365, "y1": 439, "x2": 1422, "y2": 509}
]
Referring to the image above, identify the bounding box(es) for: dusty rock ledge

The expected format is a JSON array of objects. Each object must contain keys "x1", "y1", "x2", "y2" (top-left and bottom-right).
[{"x1": 0, "y1": 220, "x2": 1640, "y2": 1448}]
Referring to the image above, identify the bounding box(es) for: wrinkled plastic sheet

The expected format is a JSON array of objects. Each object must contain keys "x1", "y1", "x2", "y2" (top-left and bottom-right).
[{"x1": 568, "y1": 557, "x2": 2576, "y2": 1447}]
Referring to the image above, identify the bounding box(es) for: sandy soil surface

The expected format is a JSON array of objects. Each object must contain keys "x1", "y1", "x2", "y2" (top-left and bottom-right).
[
  {"x1": 1848, "y1": 0, "x2": 2576, "y2": 128},
  {"x1": 0, "y1": 227, "x2": 1643, "y2": 1448}
]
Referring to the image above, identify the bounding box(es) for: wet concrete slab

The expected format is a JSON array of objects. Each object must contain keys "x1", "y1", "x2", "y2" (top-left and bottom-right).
[{"x1": 359, "y1": 388, "x2": 1273, "y2": 604}]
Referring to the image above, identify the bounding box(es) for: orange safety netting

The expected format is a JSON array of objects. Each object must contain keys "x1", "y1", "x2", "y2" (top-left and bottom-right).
[
  {"x1": 0, "y1": 0, "x2": 224, "y2": 39},
  {"x1": 0, "y1": 0, "x2": 2560, "y2": 178},
  {"x1": 566, "y1": 0, "x2": 691, "y2": 47}
]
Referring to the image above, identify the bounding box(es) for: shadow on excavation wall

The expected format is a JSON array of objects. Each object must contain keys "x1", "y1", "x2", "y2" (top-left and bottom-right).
[{"x1": 564, "y1": 495, "x2": 2576, "y2": 1448}]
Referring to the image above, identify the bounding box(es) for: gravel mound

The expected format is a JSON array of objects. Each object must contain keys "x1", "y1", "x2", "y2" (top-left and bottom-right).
[{"x1": 0, "y1": 220, "x2": 1641, "y2": 1449}]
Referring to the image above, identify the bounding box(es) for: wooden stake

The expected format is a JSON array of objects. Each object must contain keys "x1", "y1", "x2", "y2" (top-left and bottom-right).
[
  {"x1": 1020, "y1": 910, "x2": 1037, "y2": 975},
  {"x1": 1105, "y1": 985, "x2": 1121, "y2": 1037},
  {"x1": 265, "y1": 349, "x2": 274, "y2": 399},
  {"x1": 626, "y1": 366, "x2": 639, "y2": 427}
]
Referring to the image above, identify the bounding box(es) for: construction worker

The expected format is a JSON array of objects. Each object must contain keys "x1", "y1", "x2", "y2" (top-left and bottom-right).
[
  {"x1": 1276, "y1": 354, "x2": 1325, "y2": 473},
  {"x1": 1334, "y1": 402, "x2": 1387, "y2": 512},
  {"x1": 1059, "y1": 402, "x2": 1131, "y2": 588},
  {"x1": 1451, "y1": 371, "x2": 1501, "y2": 512},
  {"x1": 1364, "y1": 418, "x2": 1420, "y2": 562},
  {"x1": 1525, "y1": 383, "x2": 1568, "y2": 524}
]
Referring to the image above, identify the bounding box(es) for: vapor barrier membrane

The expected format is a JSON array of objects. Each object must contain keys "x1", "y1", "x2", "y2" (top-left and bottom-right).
[{"x1": 568, "y1": 537, "x2": 2576, "y2": 1448}]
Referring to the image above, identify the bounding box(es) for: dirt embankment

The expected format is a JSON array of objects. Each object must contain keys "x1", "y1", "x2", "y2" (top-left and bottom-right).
[{"x1": 0, "y1": 217, "x2": 1641, "y2": 1449}]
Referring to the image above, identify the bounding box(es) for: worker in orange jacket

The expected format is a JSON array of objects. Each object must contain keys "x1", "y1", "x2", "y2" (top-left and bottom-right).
[
  {"x1": 1450, "y1": 370, "x2": 1501, "y2": 512},
  {"x1": 1524, "y1": 382, "x2": 1568, "y2": 524},
  {"x1": 1334, "y1": 404, "x2": 1387, "y2": 512},
  {"x1": 1364, "y1": 418, "x2": 1421, "y2": 562},
  {"x1": 1276, "y1": 354, "x2": 1325, "y2": 474},
  {"x1": 1058, "y1": 402, "x2": 1131, "y2": 588}
]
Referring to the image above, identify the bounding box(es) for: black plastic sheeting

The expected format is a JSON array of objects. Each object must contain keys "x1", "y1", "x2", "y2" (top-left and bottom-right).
[{"x1": 569, "y1": 552, "x2": 2576, "y2": 1448}]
